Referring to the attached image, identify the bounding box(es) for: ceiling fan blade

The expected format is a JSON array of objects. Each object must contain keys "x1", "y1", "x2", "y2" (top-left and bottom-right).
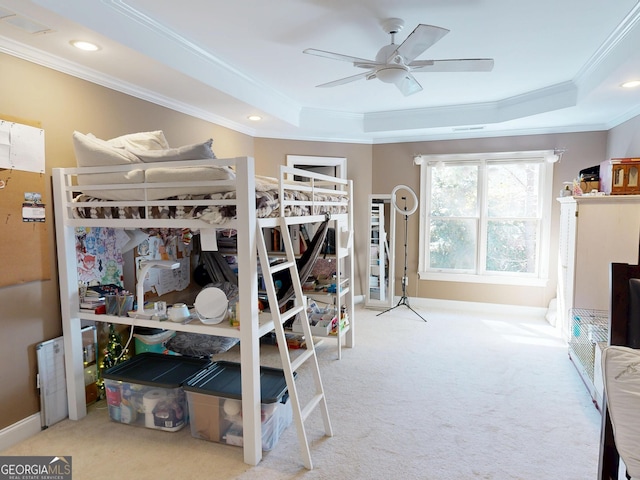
[
  {"x1": 354, "y1": 61, "x2": 385, "y2": 69},
  {"x1": 410, "y1": 58, "x2": 495, "y2": 72},
  {"x1": 389, "y1": 24, "x2": 449, "y2": 63},
  {"x1": 316, "y1": 71, "x2": 372, "y2": 88},
  {"x1": 304, "y1": 48, "x2": 376, "y2": 66},
  {"x1": 395, "y1": 72, "x2": 423, "y2": 97}
]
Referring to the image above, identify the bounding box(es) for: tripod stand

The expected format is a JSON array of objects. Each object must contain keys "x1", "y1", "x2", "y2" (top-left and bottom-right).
[{"x1": 377, "y1": 192, "x2": 427, "y2": 322}]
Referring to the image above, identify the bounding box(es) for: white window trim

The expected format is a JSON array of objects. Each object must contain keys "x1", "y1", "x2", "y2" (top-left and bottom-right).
[{"x1": 417, "y1": 150, "x2": 555, "y2": 287}]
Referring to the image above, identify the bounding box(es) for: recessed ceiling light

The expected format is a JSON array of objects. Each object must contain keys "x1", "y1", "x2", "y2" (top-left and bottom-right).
[
  {"x1": 621, "y1": 80, "x2": 640, "y2": 89},
  {"x1": 70, "y1": 40, "x2": 100, "y2": 51},
  {"x1": 247, "y1": 115, "x2": 262, "y2": 121}
]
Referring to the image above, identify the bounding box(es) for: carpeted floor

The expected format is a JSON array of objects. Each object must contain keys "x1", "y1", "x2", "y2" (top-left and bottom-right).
[{"x1": 1, "y1": 303, "x2": 602, "y2": 479}]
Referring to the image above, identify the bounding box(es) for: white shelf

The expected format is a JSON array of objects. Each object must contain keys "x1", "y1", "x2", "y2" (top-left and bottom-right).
[
  {"x1": 306, "y1": 286, "x2": 350, "y2": 304},
  {"x1": 73, "y1": 310, "x2": 275, "y2": 339}
]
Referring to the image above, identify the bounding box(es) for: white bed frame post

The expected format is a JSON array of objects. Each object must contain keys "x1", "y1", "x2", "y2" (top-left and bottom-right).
[
  {"x1": 52, "y1": 169, "x2": 87, "y2": 421},
  {"x1": 233, "y1": 157, "x2": 262, "y2": 465},
  {"x1": 345, "y1": 179, "x2": 355, "y2": 348}
]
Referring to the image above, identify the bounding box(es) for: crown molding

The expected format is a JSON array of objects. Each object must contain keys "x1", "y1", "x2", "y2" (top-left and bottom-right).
[
  {"x1": 0, "y1": 34, "x2": 258, "y2": 136},
  {"x1": 574, "y1": 2, "x2": 640, "y2": 87}
]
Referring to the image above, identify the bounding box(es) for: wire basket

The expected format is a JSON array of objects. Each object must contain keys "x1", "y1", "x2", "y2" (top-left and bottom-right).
[{"x1": 568, "y1": 308, "x2": 609, "y2": 382}]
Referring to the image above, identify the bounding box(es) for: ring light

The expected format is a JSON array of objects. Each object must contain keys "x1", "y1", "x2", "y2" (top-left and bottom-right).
[
  {"x1": 390, "y1": 184, "x2": 418, "y2": 216},
  {"x1": 377, "y1": 183, "x2": 426, "y2": 321}
]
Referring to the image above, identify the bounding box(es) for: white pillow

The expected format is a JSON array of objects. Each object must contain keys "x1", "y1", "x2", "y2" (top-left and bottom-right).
[
  {"x1": 76, "y1": 166, "x2": 235, "y2": 201},
  {"x1": 73, "y1": 131, "x2": 141, "y2": 167},
  {"x1": 602, "y1": 345, "x2": 640, "y2": 478},
  {"x1": 145, "y1": 165, "x2": 234, "y2": 183},
  {"x1": 130, "y1": 139, "x2": 215, "y2": 162},
  {"x1": 106, "y1": 130, "x2": 169, "y2": 151},
  {"x1": 76, "y1": 170, "x2": 146, "y2": 201}
]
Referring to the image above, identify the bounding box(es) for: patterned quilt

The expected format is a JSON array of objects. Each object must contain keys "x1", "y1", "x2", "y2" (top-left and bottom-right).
[{"x1": 72, "y1": 177, "x2": 346, "y2": 225}]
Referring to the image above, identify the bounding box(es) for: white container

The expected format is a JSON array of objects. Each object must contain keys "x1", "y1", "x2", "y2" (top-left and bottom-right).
[{"x1": 167, "y1": 303, "x2": 190, "y2": 322}]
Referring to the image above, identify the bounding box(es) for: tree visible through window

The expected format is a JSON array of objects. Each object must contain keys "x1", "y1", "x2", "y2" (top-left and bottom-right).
[{"x1": 418, "y1": 151, "x2": 553, "y2": 284}]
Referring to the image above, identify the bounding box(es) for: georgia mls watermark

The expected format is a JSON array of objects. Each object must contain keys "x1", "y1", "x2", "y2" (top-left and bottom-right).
[{"x1": 0, "y1": 456, "x2": 71, "y2": 480}]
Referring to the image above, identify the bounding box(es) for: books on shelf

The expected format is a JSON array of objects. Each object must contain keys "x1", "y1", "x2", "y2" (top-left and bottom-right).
[
  {"x1": 80, "y1": 288, "x2": 105, "y2": 309},
  {"x1": 253, "y1": 224, "x2": 316, "y2": 255},
  {"x1": 79, "y1": 296, "x2": 106, "y2": 314},
  {"x1": 80, "y1": 298, "x2": 104, "y2": 309},
  {"x1": 299, "y1": 224, "x2": 311, "y2": 244}
]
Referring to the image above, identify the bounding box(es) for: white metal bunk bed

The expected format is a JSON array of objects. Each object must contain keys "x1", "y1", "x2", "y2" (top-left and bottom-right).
[{"x1": 52, "y1": 156, "x2": 354, "y2": 467}]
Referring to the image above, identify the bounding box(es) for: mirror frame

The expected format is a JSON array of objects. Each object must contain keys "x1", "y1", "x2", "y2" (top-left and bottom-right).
[{"x1": 365, "y1": 194, "x2": 395, "y2": 309}]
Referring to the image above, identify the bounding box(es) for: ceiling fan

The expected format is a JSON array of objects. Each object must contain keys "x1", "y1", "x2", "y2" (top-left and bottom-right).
[{"x1": 303, "y1": 18, "x2": 494, "y2": 97}]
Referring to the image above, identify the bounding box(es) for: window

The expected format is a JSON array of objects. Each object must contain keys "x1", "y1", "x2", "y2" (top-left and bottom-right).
[{"x1": 417, "y1": 150, "x2": 555, "y2": 286}]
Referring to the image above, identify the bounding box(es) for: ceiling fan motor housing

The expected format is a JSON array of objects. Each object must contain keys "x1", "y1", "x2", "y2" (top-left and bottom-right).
[
  {"x1": 375, "y1": 43, "x2": 408, "y2": 84},
  {"x1": 375, "y1": 44, "x2": 401, "y2": 63}
]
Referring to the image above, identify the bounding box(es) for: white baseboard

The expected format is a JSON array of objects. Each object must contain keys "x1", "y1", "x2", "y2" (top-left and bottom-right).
[
  {"x1": 0, "y1": 413, "x2": 41, "y2": 452},
  {"x1": 354, "y1": 294, "x2": 546, "y2": 319},
  {"x1": 404, "y1": 296, "x2": 547, "y2": 319}
]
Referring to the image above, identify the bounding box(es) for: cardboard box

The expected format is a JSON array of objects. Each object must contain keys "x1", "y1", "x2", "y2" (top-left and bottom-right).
[{"x1": 580, "y1": 180, "x2": 600, "y2": 193}]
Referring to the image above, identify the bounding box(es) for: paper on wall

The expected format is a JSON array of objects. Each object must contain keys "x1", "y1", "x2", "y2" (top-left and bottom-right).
[{"x1": 0, "y1": 120, "x2": 45, "y2": 173}]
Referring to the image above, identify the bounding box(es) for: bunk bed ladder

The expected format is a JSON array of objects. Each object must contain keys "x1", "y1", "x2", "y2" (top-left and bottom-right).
[{"x1": 256, "y1": 217, "x2": 333, "y2": 470}]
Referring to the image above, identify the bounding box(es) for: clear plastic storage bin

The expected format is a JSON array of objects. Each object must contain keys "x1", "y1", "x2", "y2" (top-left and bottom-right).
[
  {"x1": 184, "y1": 361, "x2": 293, "y2": 450},
  {"x1": 102, "y1": 353, "x2": 210, "y2": 432}
]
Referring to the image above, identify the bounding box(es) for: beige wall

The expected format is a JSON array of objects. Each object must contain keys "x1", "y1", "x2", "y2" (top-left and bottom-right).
[
  {"x1": 607, "y1": 114, "x2": 640, "y2": 159},
  {"x1": 373, "y1": 132, "x2": 609, "y2": 307}
]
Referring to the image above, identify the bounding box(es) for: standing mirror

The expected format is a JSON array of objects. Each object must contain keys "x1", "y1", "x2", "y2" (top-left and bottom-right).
[{"x1": 365, "y1": 194, "x2": 395, "y2": 309}]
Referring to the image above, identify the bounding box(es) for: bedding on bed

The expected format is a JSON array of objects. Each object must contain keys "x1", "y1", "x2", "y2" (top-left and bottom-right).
[
  {"x1": 69, "y1": 131, "x2": 347, "y2": 225},
  {"x1": 72, "y1": 131, "x2": 235, "y2": 201},
  {"x1": 72, "y1": 174, "x2": 347, "y2": 225}
]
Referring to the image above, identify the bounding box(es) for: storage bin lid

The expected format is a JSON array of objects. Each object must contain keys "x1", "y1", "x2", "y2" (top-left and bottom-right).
[
  {"x1": 103, "y1": 352, "x2": 210, "y2": 388},
  {"x1": 184, "y1": 361, "x2": 292, "y2": 404},
  {"x1": 134, "y1": 326, "x2": 167, "y2": 336}
]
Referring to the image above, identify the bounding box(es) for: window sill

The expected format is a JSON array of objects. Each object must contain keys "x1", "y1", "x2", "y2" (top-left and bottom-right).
[{"x1": 418, "y1": 271, "x2": 549, "y2": 287}]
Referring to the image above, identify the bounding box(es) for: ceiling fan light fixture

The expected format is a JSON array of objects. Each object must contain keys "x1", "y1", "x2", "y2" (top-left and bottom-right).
[{"x1": 376, "y1": 66, "x2": 408, "y2": 84}]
